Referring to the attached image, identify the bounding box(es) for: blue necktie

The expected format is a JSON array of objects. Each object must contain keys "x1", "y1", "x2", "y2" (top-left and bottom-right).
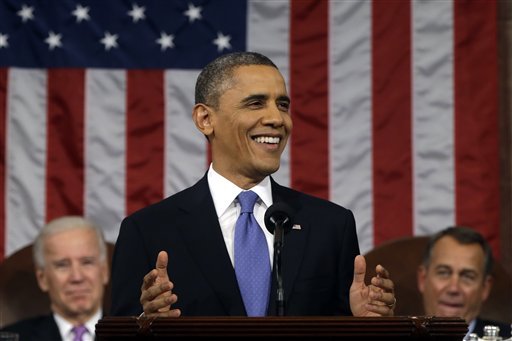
[{"x1": 234, "y1": 190, "x2": 271, "y2": 316}]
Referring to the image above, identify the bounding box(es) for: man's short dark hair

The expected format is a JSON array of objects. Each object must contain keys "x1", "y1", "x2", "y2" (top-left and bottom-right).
[
  {"x1": 421, "y1": 226, "x2": 494, "y2": 277},
  {"x1": 195, "y1": 51, "x2": 278, "y2": 109}
]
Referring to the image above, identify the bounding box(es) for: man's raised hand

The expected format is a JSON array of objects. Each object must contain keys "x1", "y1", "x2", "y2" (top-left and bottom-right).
[
  {"x1": 139, "y1": 251, "x2": 181, "y2": 317},
  {"x1": 349, "y1": 255, "x2": 396, "y2": 317}
]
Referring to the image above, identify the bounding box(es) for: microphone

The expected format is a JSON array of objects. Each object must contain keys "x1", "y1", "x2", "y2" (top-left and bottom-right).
[
  {"x1": 264, "y1": 202, "x2": 295, "y2": 316},
  {"x1": 264, "y1": 202, "x2": 294, "y2": 233}
]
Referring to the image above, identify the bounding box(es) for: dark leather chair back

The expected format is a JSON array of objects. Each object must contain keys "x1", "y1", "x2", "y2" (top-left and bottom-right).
[
  {"x1": 0, "y1": 243, "x2": 114, "y2": 328},
  {"x1": 364, "y1": 236, "x2": 512, "y2": 323}
]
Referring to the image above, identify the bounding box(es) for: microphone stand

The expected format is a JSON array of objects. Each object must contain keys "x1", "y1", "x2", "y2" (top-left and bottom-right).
[
  {"x1": 272, "y1": 216, "x2": 288, "y2": 316},
  {"x1": 265, "y1": 202, "x2": 294, "y2": 317}
]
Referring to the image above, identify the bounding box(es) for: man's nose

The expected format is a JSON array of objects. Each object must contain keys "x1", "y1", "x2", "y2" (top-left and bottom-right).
[
  {"x1": 69, "y1": 263, "x2": 85, "y2": 281},
  {"x1": 262, "y1": 105, "x2": 285, "y2": 127},
  {"x1": 445, "y1": 275, "x2": 462, "y2": 293}
]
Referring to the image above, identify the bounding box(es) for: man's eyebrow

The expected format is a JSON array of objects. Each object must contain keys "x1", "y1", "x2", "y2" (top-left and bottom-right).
[
  {"x1": 239, "y1": 94, "x2": 291, "y2": 106},
  {"x1": 277, "y1": 95, "x2": 290, "y2": 103},
  {"x1": 240, "y1": 94, "x2": 268, "y2": 104},
  {"x1": 434, "y1": 264, "x2": 451, "y2": 271},
  {"x1": 459, "y1": 268, "x2": 478, "y2": 275},
  {"x1": 52, "y1": 258, "x2": 70, "y2": 265}
]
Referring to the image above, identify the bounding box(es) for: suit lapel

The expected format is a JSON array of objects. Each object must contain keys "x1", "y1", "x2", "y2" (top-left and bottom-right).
[
  {"x1": 175, "y1": 176, "x2": 309, "y2": 316},
  {"x1": 175, "y1": 175, "x2": 246, "y2": 315},
  {"x1": 267, "y1": 179, "x2": 310, "y2": 315},
  {"x1": 36, "y1": 315, "x2": 62, "y2": 341}
]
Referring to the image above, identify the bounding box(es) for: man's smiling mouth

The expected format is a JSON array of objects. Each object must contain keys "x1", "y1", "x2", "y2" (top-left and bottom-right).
[{"x1": 253, "y1": 136, "x2": 280, "y2": 144}]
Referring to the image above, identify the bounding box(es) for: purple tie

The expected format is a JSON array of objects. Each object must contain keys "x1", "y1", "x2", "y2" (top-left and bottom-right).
[
  {"x1": 234, "y1": 190, "x2": 271, "y2": 316},
  {"x1": 72, "y1": 325, "x2": 87, "y2": 341}
]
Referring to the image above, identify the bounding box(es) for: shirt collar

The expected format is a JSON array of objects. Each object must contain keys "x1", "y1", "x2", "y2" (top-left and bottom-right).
[
  {"x1": 54, "y1": 309, "x2": 102, "y2": 339},
  {"x1": 207, "y1": 164, "x2": 273, "y2": 217},
  {"x1": 467, "y1": 318, "x2": 476, "y2": 334}
]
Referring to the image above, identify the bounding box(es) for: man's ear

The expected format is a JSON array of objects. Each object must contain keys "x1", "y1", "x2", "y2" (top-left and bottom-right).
[
  {"x1": 36, "y1": 268, "x2": 49, "y2": 293},
  {"x1": 102, "y1": 258, "x2": 110, "y2": 286},
  {"x1": 192, "y1": 104, "x2": 213, "y2": 137},
  {"x1": 417, "y1": 265, "x2": 427, "y2": 293},
  {"x1": 481, "y1": 274, "x2": 493, "y2": 303}
]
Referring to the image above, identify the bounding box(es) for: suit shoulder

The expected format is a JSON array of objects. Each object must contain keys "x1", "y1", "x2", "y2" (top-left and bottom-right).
[
  {"x1": 274, "y1": 182, "x2": 352, "y2": 213},
  {"x1": 125, "y1": 176, "x2": 207, "y2": 220},
  {"x1": 1, "y1": 314, "x2": 58, "y2": 338}
]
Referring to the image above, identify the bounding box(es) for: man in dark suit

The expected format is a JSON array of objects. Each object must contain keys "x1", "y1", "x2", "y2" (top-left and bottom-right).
[
  {"x1": 110, "y1": 51, "x2": 396, "y2": 318},
  {"x1": 1, "y1": 216, "x2": 109, "y2": 341},
  {"x1": 417, "y1": 226, "x2": 511, "y2": 339}
]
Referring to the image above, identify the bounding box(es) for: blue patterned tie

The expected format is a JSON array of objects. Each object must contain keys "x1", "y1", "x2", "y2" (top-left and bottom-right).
[{"x1": 234, "y1": 190, "x2": 271, "y2": 316}]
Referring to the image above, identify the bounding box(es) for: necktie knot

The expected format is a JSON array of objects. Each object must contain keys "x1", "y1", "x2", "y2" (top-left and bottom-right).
[
  {"x1": 238, "y1": 190, "x2": 258, "y2": 213},
  {"x1": 72, "y1": 325, "x2": 87, "y2": 341}
]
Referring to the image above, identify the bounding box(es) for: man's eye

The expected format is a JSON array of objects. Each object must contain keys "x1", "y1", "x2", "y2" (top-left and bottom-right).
[
  {"x1": 248, "y1": 101, "x2": 263, "y2": 107},
  {"x1": 436, "y1": 269, "x2": 451, "y2": 277},
  {"x1": 278, "y1": 102, "x2": 290, "y2": 111},
  {"x1": 82, "y1": 258, "x2": 96, "y2": 266},
  {"x1": 461, "y1": 273, "x2": 477, "y2": 282}
]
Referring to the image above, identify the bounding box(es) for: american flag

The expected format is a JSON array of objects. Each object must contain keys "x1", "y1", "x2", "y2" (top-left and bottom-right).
[{"x1": 0, "y1": 0, "x2": 502, "y2": 260}]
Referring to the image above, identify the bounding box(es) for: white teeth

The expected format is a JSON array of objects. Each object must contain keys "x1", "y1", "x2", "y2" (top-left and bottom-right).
[{"x1": 254, "y1": 136, "x2": 280, "y2": 144}]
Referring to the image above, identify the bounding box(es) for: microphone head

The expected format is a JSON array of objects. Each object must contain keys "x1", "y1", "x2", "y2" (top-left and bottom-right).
[{"x1": 264, "y1": 202, "x2": 295, "y2": 234}]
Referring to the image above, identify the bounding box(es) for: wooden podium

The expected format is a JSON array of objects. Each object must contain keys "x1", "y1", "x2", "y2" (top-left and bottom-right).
[{"x1": 95, "y1": 316, "x2": 467, "y2": 340}]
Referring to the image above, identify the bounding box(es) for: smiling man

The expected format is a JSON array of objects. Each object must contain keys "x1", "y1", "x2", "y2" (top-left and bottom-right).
[
  {"x1": 110, "y1": 51, "x2": 396, "y2": 318},
  {"x1": 417, "y1": 226, "x2": 511, "y2": 338},
  {"x1": 1, "y1": 216, "x2": 109, "y2": 341}
]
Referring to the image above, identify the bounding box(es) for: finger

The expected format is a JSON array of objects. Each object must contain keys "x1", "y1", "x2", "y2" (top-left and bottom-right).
[
  {"x1": 142, "y1": 269, "x2": 158, "y2": 291},
  {"x1": 142, "y1": 293, "x2": 170, "y2": 313},
  {"x1": 143, "y1": 293, "x2": 178, "y2": 315},
  {"x1": 364, "y1": 301, "x2": 395, "y2": 317},
  {"x1": 368, "y1": 289, "x2": 395, "y2": 306},
  {"x1": 145, "y1": 308, "x2": 182, "y2": 318},
  {"x1": 371, "y1": 276, "x2": 395, "y2": 292},
  {"x1": 353, "y1": 255, "x2": 366, "y2": 285},
  {"x1": 375, "y1": 264, "x2": 390, "y2": 279},
  {"x1": 368, "y1": 284, "x2": 382, "y2": 294},
  {"x1": 156, "y1": 251, "x2": 170, "y2": 280},
  {"x1": 140, "y1": 280, "x2": 173, "y2": 305}
]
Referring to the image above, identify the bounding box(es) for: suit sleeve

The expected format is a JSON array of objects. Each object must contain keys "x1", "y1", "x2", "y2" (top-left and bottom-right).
[
  {"x1": 109, "y1": 216, "x2": 153, "y2": 316},
  {"x1": 336, "y1": 208, "x2": 360, "y2": 315}
]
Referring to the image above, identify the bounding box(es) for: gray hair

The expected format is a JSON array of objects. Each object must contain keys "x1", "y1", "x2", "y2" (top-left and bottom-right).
[
  {"x1": 421, "y1": 226, "x2": 494, "y2": 277},
  {"x1": 195, "y1": 51, "x2": 278, "y2": 109},
  {"x1": 33, "y1": 216, "x2": 107, "y2": 269}
]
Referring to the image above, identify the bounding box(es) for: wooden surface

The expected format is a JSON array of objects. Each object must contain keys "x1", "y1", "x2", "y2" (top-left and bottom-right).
[{"x1": 95, "y1": 316, "x2": 467, "y2": 340}]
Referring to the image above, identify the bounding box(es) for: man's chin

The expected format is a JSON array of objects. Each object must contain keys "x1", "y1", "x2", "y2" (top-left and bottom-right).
[
  {"x1": 257, "y1": 160, "x2": 280, "y2": 176},
  {"x1": 66, "y1": 301, "x2": 96, "y2": 315},
  {"x1": 436, "y1": 306, "x2": 466, "y2": 319}
]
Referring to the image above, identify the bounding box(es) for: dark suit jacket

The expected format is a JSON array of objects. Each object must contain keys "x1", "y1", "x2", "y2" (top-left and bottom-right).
[
  {"x1": 110, "y1": 174, "x2": 360, "y2": 316},
  {"x1": 473, "y1": 317, "x2": 511, "y2": 338},
  {"x1": 0, "y1": 314, "x2": 61, "y2": 341}
]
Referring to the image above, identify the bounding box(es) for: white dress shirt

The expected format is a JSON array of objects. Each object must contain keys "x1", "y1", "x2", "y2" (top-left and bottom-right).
[
  {"x1": 464, "y1": 319, "x2": 476, "y2": 339},
  {"x1": 54, "y1": 309, "x2": 101, "y2": 341},
  {"x1": 207, "y1": 164, "x2": 275, "y2": 267}
]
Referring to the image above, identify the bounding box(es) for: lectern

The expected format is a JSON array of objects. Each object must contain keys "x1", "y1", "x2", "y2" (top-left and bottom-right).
[{"x1": 96, "y1": 316, "x2": 467, "y2": 340}]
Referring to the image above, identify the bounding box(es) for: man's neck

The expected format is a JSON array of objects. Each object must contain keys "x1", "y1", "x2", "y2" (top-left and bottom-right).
[
  {"x1": 53, "y1": 307, "x2": 102, "y2": 326},
  {"x1": 210, "y1": 163, "x2": 265, "y2": 189}
]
